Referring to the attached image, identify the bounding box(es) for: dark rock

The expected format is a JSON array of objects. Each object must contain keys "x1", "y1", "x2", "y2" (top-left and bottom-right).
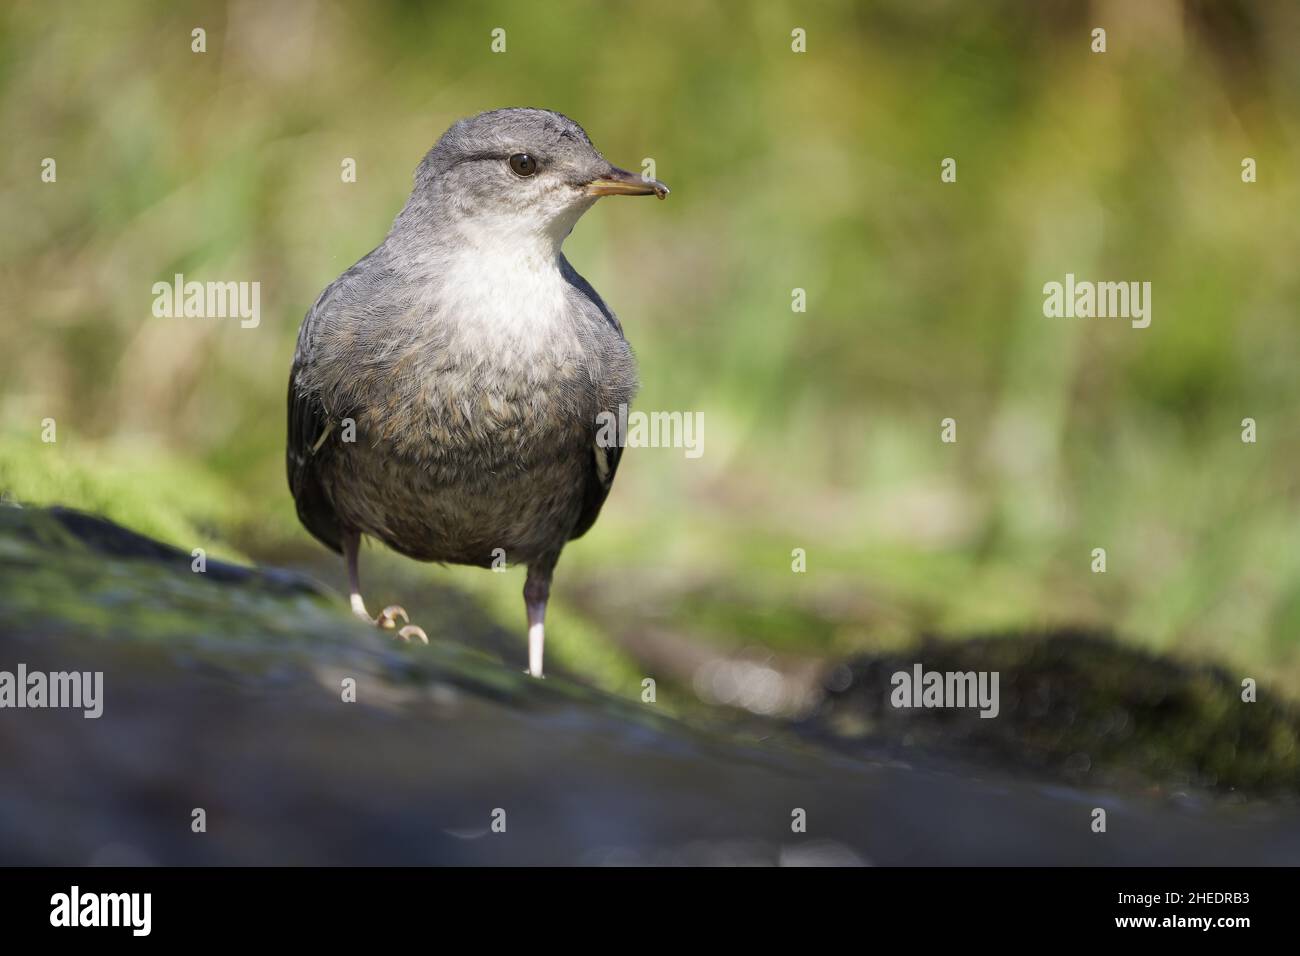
[
  {"x1": 802, "y1": 632, "x2": 1300, "y2": 795},
  {"x1": 1, "y1": 503, "x2": 1297, "y2": 865}
]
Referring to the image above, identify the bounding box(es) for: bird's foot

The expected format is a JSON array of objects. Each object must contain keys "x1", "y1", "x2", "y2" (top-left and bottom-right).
[
  {"x1": 369, "y1": 605, "x2": 429, "y2": 644},
  {"x1": 396, "y1": 624, "x2": 428, "y2": 644},
  {"x1": 374, "y1": 604, "x2": 408, "y2": 629}
]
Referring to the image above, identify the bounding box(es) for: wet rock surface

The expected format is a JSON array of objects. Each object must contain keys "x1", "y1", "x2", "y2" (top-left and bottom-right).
[{"x1": 1, "y1": 504, "x2": 1297, "y2": 865}]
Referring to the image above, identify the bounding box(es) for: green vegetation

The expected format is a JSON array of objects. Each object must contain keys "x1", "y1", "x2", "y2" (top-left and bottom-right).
[{"x1": 2, "y1": 1, "x2": 1298, "y2": 695}]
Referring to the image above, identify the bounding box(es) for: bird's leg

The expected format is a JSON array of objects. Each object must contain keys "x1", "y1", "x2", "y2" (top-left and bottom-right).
[
  {"x1": 343, "y1": 529, "x2": 372, "y2": 622},
  {"x1": 342, "y1": 529, "x2": 428, "y2": 644},
  {"x1": 523, "y1": 559, "x2": 555, "y2": 678}
]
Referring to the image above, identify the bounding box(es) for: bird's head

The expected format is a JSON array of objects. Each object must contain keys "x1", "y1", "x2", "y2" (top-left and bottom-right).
[{"x1": 400, "y1": 108, "x2": 668, "y2": 255}]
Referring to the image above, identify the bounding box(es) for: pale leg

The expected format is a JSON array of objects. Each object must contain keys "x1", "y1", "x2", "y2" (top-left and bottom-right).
[
  {"x1": 343, "y1": 529, "x2": 428, "y2": 644},
  {"x1": 523, "y1": 559, "x2": 555, "y2": 678}
]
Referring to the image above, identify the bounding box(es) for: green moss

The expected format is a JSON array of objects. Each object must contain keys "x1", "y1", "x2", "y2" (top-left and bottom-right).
[
  {"x1": 0, "y1": 431, "x2": 248, "y2": 562},
  {"x1": 812, "y1": 632, "x2": 1300, "y2": 797}
]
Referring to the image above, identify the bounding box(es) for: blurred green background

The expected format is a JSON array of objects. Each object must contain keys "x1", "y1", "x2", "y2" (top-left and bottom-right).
[{"x1": 2, "y1": 0, "x2": 1299, "y2": 700}]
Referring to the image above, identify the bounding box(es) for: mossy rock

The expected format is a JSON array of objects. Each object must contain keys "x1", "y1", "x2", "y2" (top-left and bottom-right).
[
  {"x1": 809, "y1": 632, "x2": 1300, "y2": 796},
  {"x1": 2, "y1": 503, "x2": 1297, "y2": 864}
]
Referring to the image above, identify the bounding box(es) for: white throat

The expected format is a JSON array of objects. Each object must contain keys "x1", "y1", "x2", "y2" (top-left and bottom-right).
[{"x1": 437, "y1": 229, "x2": 574, "y2": 356}]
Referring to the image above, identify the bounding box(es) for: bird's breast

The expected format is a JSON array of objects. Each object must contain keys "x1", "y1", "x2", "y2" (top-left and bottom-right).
[
  {"x1": 437, "y1": 248, "x2": 576, "y2": 358},
  {"x1": 359, "y1": 256, "x2": 621, "y2": 468}
]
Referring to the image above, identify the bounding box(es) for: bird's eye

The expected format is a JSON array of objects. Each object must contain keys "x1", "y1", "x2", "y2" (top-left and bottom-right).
[{"x1": 508, "y1": 153, "x2": 538, "y2": 177}]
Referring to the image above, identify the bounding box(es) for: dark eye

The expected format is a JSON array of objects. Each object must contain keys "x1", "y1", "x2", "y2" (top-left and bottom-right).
[{"x1": 508, "y1": 153, "x2": 538, "y2": 177}]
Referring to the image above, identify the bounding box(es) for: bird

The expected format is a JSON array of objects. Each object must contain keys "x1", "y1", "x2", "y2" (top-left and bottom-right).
[{"x1": 286, "y1": 108, "x2": 668, "y2": 677}]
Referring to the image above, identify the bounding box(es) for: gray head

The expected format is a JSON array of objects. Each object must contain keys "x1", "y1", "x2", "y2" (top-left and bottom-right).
[{"x1": 396, "y1": 108, "x2": 668, "y2": 252}]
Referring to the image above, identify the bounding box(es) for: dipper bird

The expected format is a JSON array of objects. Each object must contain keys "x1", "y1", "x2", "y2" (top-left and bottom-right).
[{"x1": 287, "y1": 108, "x2": 667, "y2": 677}]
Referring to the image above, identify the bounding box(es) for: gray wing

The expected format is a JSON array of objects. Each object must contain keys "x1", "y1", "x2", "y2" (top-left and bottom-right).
[
  {"x1": 286, "y1": 293, "x2": 344, "y2": 554},
  {"x1": 561, "y1": 259, "x2": 632, "y2": 541},
  {"x1": 571, "y1": 438, "x2": 622, "y2": 541},
  {"x1": 287, "y1": 248, "x2": 396, "y2": 553}
]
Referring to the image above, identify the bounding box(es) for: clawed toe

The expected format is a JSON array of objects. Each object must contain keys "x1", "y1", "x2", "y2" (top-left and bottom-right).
[
  {"x1": 375, "y1": 605, "x2": 410, "y2": 629},
  {"x1": 343, "y1": 534, "x2": 429, "y2": 647},
  {"x1": 397, "y1": 624, "x2": 429, "y2": 644},
  {"x1": 352, "y1": 601, "x2": 429, "y2": 644}
]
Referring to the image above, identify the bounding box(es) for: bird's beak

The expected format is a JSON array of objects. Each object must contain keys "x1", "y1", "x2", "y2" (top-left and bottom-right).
[{"x1": 585, "y1": 165, "x2": 670, "y2": 200}]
